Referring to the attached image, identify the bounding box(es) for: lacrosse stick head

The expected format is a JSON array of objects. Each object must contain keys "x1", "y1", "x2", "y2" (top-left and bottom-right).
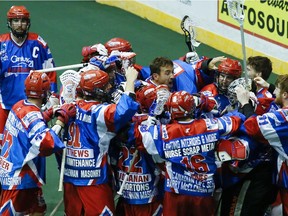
[
  {"x1": 181, "y1": 15, "x2": 201, "y2": 52},
  {"x1": 226, "y1": 0, "x2": 245, "y2": 23},
  {"x1": 60, "y1": 70, "x2": 81, "y2": 104},
  {"x1": 154, "y1": 85, "x2": 171, "y2": 116}
]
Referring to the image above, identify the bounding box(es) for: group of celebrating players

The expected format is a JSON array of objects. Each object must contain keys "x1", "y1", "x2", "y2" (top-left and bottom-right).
[{"x1": 0, "y1": 5, "x2": 287, "y2": 216}]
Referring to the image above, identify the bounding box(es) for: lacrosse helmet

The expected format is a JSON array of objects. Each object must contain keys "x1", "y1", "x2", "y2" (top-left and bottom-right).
[
  {"x1": 166, "y1": 91, "x2": 195, "y2": 120},
  {"x1": 79, "y1": 69, "x2": 110, "y2": 98},
  {"x1": 136, "y1": 85, "x2": 156, "y2": 113},
  {"x1": 25, "y1": 71, "x2": 50, "y2": 99},
  {"x1": 218, "y1": 58, "x2": 242, "y2": 78},
  {"x1": 104, "y1": 37, "x2": 133, "y2": 54},
  {"x1": 7, "y1": 6, "x2": 31, "y2": 38},
  {"x1": 227, "y1": 77, "x2": 252, "y2": 105}
]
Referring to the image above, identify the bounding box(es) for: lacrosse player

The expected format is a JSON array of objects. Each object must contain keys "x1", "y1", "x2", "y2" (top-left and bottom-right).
[
  {"x1": 199, "y1": 58, "x2": 242, "y2": 117},
  {"x1": 62, "y1": 67, "x2": 139, "y2": 215},
  {"x1": 0, "y1": 72, "x2": 73, "y2": 216},
  {"x1": 114, "y1": 84, "x2": 169, "y2": 216},
  {"x1": 0, "y1": 5, "x2": 58, "y2": 145},
  {"x1": 217, "y1": 57, "x2": 279, "y2": 216},
  {"x1": 222, "y1": 76, "x2": 288, "y2": 215},
  {"x1": 134, "y1": 90, "x2": 245, "y2": 216}
]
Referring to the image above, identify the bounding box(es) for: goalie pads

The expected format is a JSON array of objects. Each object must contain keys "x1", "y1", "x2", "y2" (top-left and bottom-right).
[{"x1": 216, "y1": 138, "x2": 249, "y2": 162}]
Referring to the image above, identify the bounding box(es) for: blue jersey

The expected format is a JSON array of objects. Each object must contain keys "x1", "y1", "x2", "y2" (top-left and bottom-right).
[
  {"x1": 141, "y1": 58, "x2": 213, "y2": 94},
  {"x1": 135, "y1": 115, "x2": 242, "y2": 197},
  {"x1": 200, "y1": 83, "x2": 230, "y2": 117},
  {"x1": 0, "y1": 33, "x2": 58, "y2": 110},
  {"x1": 63, "y1": 94, "x2": 139, "y2": 186},
  {"x1": 0, "y1": 100, "x2": 64, "y2": 190},
  {"x1": 172, "y1": 59, "x2": 213, "y2": 94},
  {"x1": 115, "y1": 115, "x2": 164, "y2": 204},
  {"x1": 116, "y1": 145, "x2": 163, "y2": 204},
  {"x1": 244, "y1": 107, "x2": 288, "y2": 188}
]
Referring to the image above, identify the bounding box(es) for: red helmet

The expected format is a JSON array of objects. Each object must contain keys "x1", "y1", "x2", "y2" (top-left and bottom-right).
[
  {"x1": 166, "y1": 91, "x2": 195, "y2": 120},
  {"x1": 79, "y1": 69, "x2": 109, "y2": 96},
  {"x1": 136, "y1": 85, "x2": 156, "y2": 113},
  {"x1": 218, "y1": 58, "x2": 242, "y2": 78},
  {"x1": 25, "y1": 71, "x2": 50, "y2": 99},
  {"x1": 7, "y1": 6, "x2": 30, "y2": 19},
  {"x1": 104, "y1": 38, "x2": 132, "y2": 54}
]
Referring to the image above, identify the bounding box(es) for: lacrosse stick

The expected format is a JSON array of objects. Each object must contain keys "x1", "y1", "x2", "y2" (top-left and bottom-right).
[
  {"x1": 34, "y1": 63, "x2": 87, "y2": 73},
  {"x1": 117, "y1": 149, "x2": 138, "y2": 195},
  {"x1": 180, "y1": 15, "x2": 201, "y2": 52},
  {"x1": 58, "y1": 70, "x2": 81, "y2": 192},
  {"x1": 226, "y1": 0, "x2": 248, "y2": 87},
  {"x1": 153, "y1": 85, "x2": 171, "y2": 116}
]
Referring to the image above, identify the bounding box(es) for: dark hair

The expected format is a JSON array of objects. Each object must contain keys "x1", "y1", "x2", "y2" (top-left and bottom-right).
[
  {"x1": 149, "y1": 57, "x2": 173, "y2": 76},
  {"x1": 247, "y1": 56, "x2": 272, "y2": 81}
]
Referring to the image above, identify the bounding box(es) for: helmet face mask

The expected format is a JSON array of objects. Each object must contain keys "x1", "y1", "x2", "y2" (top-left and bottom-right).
[
  {"x1": 7, "y1": 6, "x2": 30, "y2": 39},
  {"x1": 227, "y1": 77, "x2": 252, "y2": 105}
]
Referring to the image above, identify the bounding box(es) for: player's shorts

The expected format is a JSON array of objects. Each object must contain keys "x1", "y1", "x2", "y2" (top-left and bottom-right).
[
  {"x1": 162, "y1": 191, "x2": 214, "y2": 216},
  {"x1": 116, "y1": 198, "x2": 163, "y2": 216},
  {"x1": 64, "y1": 182, "x2": 115, "y2": 216},
  {"x1": 0, "y1": 188, "x2": 47, "y2": 216},
  {"x1": 0, "y1": 105, "x2": 9, "y2": 143}
]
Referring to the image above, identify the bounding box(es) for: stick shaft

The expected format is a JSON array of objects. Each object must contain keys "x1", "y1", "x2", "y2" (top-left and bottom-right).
[
  {"x1": 117, "y1": 149, "x2": 138, "y2": 195},
  {"x1": 49, "y1": 198, "x2": 63, "y2": 216},
  {"x1": 34, "y1": 63, "x2": 86, "y2": 73},
  {"x1": 240, "y1": 23, "x2": 248, "y2": 86},
  {"x1": 58, "y1": 145, "x2": 67, "y2": 192}
]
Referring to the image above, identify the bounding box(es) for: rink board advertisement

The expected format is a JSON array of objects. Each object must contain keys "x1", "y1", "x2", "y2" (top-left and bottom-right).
[{"x1": 218, "y1": 0, "x2": 288, "y2": 48}]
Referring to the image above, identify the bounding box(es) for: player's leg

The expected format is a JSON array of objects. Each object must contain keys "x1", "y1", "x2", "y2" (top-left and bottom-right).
[
  {"x1": 0, "y1": 188, "x2": 46, "y2": 216},
  {"x1": 63, "y1": 183, "x2": 84, "y2": 216},
  {"x1": 0, "y1": 105, "x2": 9, "y2": 144},
  {"x1": 77, "y1": 183, "x2": 115, "y2": 216},
  {"x1": 163, "y1": 192, "x2": 214, "y2": 216}
]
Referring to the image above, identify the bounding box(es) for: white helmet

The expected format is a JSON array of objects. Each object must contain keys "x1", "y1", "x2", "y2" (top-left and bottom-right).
[{"x1": 227, "y1": 77, "x2": 252, "y2": 105}]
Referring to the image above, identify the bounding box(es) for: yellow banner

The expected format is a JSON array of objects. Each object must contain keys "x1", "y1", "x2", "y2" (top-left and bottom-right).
[{"x1": 218, "y1": 0, "x2": 288, "y2": 48}]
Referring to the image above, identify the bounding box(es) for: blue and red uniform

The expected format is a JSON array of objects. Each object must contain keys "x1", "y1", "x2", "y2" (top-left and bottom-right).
[
  {"x1": 0, "y1": 32, "x2": 58, "y2": 143},
  {"x1": 63, "y1": 94, "x2": 139, "y2": 215},
  {"x1": 0, "y1": 99, "x2": 64, "y2": 215},
  {"x1": 134, "y1": 114, "x2": 243, "y2": 216}
]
